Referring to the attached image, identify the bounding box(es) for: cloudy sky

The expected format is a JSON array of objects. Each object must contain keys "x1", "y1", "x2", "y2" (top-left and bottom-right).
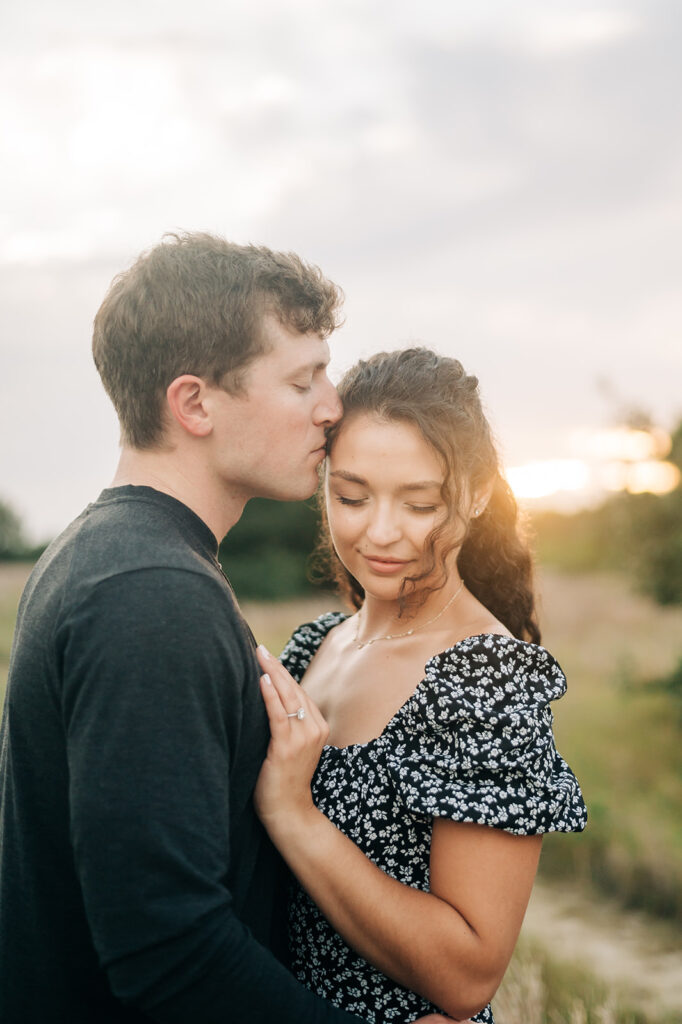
[{"x1": 1, "y1": 0, "x2": 680, "y2": 540}]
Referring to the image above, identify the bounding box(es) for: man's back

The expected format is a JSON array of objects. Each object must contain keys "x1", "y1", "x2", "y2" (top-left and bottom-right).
[{"x1": 0, "y1": 486, "x2": 278, "y2": 1021}]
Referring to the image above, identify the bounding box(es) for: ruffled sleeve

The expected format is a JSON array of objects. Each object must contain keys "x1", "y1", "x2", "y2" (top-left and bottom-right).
[
  {"x1": 386, "y1": 634, "x2": 587, "y2": 835},
  {"x1": 279, "y1": 612, "x2": 348, "y2": 683}
]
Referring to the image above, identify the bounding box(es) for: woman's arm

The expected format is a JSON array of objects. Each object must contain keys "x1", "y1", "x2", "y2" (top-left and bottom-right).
[{"x1": 255, "y1": 647, "x2": 541, "y2": 1022}]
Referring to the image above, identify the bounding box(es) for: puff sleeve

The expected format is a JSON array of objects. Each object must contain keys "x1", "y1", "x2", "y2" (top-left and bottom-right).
[{"x1": 386, "y1": 634, "x2": 587, "y2": 835}]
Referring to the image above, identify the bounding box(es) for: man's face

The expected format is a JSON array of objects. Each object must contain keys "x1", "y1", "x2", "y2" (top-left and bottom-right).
[{"x1": 210, "y1": 314, "x2": 342, "y2": 502}]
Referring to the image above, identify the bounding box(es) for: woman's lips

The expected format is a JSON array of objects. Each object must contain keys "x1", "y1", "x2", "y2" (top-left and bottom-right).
[{"x1": 362, "y1": 555, "x2": 411, "y2": 575}]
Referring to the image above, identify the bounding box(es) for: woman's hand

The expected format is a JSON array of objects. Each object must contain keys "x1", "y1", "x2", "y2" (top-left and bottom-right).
[{"x1": 253, "y1": 645, "x2": 330, "y2": 839}]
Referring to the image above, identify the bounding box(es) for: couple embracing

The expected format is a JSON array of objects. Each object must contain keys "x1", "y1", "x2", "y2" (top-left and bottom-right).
[{"x1": 0, "y1": 232, "x2": 586, "y2": 1024}]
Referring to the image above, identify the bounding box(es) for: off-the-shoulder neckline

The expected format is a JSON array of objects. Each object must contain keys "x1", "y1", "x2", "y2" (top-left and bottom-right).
[
  {"x1": 291, "y1": 614, "x2": 558, "y2": 754},
  {"x1": 298, "y1": 612, "x2": 552, "y2": 662}
]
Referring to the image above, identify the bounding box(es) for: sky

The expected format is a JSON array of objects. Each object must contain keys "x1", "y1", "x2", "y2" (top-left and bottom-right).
[{"x1": 1, "y1": 0, "x2": 681, "y2": 540}]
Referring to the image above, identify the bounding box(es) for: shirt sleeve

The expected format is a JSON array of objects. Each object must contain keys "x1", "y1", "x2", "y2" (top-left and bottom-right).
[
  {"x1": 60, "y1": 568, "x2": 364, "y2": 1024},
  {"x1": 385, "y1": 635, "x2": 588, "y2": 836}
]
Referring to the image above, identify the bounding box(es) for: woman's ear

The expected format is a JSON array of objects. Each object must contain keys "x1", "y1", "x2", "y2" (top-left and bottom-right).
[
  {"x1": 166, "y1": 375, "x2": 213, "y2": 438},
  {"x1": 471, "y1": 478, "x2": 495, "y2": 519}
]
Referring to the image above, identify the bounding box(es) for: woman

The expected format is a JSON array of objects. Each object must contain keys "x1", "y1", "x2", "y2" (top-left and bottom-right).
[{"x1": 254, "y1": 349, "x2": 586, "y2": 1024}]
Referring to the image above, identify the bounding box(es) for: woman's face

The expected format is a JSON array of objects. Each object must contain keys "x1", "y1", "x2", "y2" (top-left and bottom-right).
[{"x1": 325, "y1": 413, "x2": 455, "y2": 602}]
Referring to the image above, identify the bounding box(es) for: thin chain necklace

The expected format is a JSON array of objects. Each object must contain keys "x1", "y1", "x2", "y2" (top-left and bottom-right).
[{"x1": 353, "y1": 579, "x2": 465, "y2": 649}]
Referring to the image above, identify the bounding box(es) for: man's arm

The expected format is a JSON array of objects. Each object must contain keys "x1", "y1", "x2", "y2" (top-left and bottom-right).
[{"x1": 61, "y1": 568, "x2": 364, "y2": 1024}]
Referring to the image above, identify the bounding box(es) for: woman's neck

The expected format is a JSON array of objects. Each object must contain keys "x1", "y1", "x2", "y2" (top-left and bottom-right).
[{"x1": 355, "y1": 579, "x2": 465, "y2": 648}]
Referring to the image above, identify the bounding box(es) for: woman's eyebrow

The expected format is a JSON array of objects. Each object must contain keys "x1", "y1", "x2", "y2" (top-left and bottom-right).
[
  {"x1": 329, "y1": 471, "x2": 442, "y2": 491},
  {"x1": 329, "y1": 470, "x2": 367, "y2": 485},
  {"x1": 397, "y1": 481, "x2": 442, "y2": 492}
]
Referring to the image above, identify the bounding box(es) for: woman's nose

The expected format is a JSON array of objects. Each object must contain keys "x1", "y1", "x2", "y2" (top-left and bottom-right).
[{"x1": 365, "y1": 505, "x2": 402, "y2": 546}]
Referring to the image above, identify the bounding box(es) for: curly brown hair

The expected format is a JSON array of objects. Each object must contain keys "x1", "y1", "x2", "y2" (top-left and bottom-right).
[
  {"x1": 93, "y1": 231, "x2": 343, "y2": 449},
  {"x1": 315, "y1": 348, "x2": 541, "y2": 644}
]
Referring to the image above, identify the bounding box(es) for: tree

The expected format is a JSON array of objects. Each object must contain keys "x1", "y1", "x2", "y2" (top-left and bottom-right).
[
  {"x1": 218, "y1": 498, "x2": 325, "y2": 600},
  {"x1": 0, "y1": 499, "x2": 28, "y2": 560}
]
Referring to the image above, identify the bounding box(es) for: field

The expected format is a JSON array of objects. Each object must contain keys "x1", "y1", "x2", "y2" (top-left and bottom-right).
[{"x1": 2, "y1": 563, "x2": 681, "y2": 1021}]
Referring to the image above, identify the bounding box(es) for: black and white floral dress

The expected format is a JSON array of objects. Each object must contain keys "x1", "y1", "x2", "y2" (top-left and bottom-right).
[{"x1": 281, "y1": 613, "x2": 587, "y2": 1024}]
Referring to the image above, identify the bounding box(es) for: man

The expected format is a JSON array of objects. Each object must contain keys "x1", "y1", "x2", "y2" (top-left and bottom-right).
[{"x1": 0, "y1": 234, "x2": 380, "y2": 1023}]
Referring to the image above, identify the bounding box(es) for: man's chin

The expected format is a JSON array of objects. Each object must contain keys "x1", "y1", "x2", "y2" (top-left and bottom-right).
[{"x1": 259, "y1": 475, "x2": 320, "y2": 504}]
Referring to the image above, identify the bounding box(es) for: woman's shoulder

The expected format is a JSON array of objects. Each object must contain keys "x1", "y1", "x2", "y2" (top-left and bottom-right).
[
  {"x1": 388, "y1": 633, "x2": 587, "y2": 835},
  {"x1": 279, "y1": 611, "x2": 350, "y2": 682},
  {"x1": 420, "y1": 632, "x2": 567, "y2": 717}
]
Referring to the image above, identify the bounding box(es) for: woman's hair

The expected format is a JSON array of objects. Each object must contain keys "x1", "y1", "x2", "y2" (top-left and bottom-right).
[{"x1": 315, "y1": 347, "x2": 541, "y2": 644}]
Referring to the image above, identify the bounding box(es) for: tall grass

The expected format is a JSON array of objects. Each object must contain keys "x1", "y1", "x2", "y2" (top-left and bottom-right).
[
  {"x1": 0, "y1": 563, "x2": 32, "y2": 707},
  {"x1": 535, "y1": 571, "x2": 682, "y2": 923},
  {"x1": 494, "y1": 940, "x2": 679, "y2": 1024}
]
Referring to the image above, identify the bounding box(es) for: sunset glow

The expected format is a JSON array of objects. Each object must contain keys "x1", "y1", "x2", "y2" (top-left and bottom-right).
[
  {"x1": 506, "y1": 460, "x2": 590, "y2": 500},
  {"x1": 506, "y1": 427, "x2": 679, "y2": 506},
  {"x1": 603, "y1": 460, "x2": 681, "y2": 495}
]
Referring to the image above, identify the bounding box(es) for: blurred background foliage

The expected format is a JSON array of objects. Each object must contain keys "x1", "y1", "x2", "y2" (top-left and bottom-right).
[
  {"x1": 218, "y1": 496, "x2": 324, "y2": 600},
  {"x1": 533, "y1": 417, "x2": 682, "y2": 607}
]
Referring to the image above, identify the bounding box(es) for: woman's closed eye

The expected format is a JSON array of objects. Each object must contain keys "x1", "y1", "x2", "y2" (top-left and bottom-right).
[
  {"x1": 336, "y1": 495, "x2": 366, "y2": 507},
  {"x1": 407, "y1": 504, "x2": 439, "y2": 513}
]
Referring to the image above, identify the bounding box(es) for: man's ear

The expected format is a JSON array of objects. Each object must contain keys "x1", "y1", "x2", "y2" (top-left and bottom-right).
[{"x1": 166, "y1": 375, "x2": 213, "y2": 438}]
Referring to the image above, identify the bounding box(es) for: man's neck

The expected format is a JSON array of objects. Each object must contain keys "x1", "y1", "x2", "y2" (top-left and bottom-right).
[{"x1": 111, "y1": 447, "x2": 247, "y2": 542}]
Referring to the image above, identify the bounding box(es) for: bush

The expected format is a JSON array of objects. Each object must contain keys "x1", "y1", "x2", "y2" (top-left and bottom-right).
[
  {"x1": 532, "y1": 495, "x2": 639, "y2": 576},
  {"x1": 630, "y1": 489, "x2": 682, "y2": 605},
  {"x1": 533, "y1": 426, "x2": 682, "y2": 607},
  {"x1": 218, "y1": 498, "x2": 324, "y2": 600},
  {"x1": 0, "y1": 499, "x2": 43, "y2": 561}
]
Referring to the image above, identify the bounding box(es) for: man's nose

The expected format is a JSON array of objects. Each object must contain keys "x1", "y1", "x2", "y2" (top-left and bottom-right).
[{"x1": 314, "y1": 378, "x2": 343, "y2": 427}]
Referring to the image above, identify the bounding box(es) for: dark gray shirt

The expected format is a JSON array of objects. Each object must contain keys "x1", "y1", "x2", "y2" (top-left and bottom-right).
[{"x1": 0, "y1": 486, "x2": 362, "y2": 1023}]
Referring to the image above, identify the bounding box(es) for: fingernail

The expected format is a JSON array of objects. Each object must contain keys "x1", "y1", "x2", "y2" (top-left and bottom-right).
[
  {"x1": 262, "y1": 673, "x2": 272, "y2": 686},
  {"x1": 257, "y1": 644, "x2": 271, "y2": 659}
]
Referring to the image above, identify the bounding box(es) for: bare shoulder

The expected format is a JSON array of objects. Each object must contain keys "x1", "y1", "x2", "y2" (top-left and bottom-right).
[{"x1": 449, "y1": 592, "x2": 514, "y2": 645}]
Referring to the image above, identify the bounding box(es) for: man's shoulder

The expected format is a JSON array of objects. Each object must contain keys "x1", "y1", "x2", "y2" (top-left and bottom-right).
[
  {"x1": 53, "y1": 489, "x2": 215, "y2": 575},
  {"x1": 24, "y1": 489, "x2": 227, "y2": 628}
]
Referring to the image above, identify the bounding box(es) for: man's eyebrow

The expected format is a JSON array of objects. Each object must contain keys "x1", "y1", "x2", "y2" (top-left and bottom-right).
[{"x1": 289, "y1": 357, "x2": 331, "y2": 376}]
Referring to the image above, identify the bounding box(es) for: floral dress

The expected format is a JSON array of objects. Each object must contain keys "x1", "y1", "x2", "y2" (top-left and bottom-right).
[{"x1": 281, "y1": 613, "x2": 587, "y2": 1024}]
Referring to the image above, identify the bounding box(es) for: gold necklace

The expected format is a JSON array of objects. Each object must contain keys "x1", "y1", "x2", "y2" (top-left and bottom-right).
[{"x1": 353, "y1": 579, "x2": 465, "y2": 649}]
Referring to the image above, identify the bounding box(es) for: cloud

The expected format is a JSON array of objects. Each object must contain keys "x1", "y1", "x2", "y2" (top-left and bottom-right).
[{"x1": 521, "y1": 9, "x2": 641, "y2": 56}]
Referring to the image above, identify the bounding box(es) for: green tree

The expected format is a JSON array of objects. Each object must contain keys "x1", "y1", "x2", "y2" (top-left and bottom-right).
[
  {"x1": 0, "y1": 499, "x2": 28, "y2": 560},
  {"x1": 218, "y1": 498, "x2": 325, "y2": 600}
]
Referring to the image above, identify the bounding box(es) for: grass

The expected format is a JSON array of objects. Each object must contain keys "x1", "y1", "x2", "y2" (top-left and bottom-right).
[
  {"x1": 533, "y1": 571, "x2": 682, "y2": 922},
  {"x1": 493, "y1": 939, "x2": 679, "y2": 1024},
  {"x1": 0, "y1": 562, "x2": 32, "y2": 706}
]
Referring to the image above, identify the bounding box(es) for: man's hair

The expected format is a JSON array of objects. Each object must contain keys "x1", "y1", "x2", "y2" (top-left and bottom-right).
[{"x1": 92, "y1": 231, "x2": 343, "y2": 449}]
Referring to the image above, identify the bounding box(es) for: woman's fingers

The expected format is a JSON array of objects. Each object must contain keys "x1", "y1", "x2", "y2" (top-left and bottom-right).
[
  {"x1": 258, "y1": 673, "x2": 292, "y2": 737},
  {"x1": 257, "y1": 644, "x2": 313, "y2": 718},
  {"x1": 257, "y1": 645, "x2": 304, "y2": 710},
  {"x1": 257, "y1": 645, "x2": 329, "y2": 746}
]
